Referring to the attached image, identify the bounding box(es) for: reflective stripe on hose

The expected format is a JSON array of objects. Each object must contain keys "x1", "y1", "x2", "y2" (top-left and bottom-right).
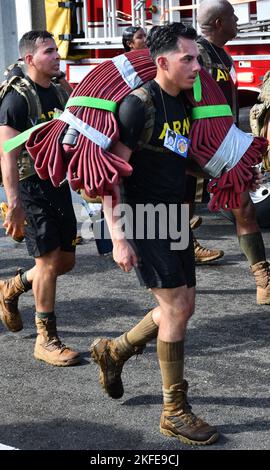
[
  {"x1": 58, "y1": 109, "x2": 112, "y2": 150},
  {"x1": 112, "y1": 54, "x2": 144, "y2": 89},
  {"x1": 204, "y1": 123, "x2": 254, "y2": 178}
]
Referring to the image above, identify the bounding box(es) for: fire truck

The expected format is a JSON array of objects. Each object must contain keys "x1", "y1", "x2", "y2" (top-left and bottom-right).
[{"x1": 45, "y1": 0, "x2": 270, "y2": 108}]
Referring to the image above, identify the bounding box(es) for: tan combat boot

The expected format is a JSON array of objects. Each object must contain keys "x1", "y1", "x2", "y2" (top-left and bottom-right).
[
  {"x1": 90, "y1": 334, "x2": 145, "y2": 399},
  {"x1": 34, "y1": 316, "x2": 81, "y2": 366},
  {"x1": 0, "y1": 274, "x2": 25, "y2": 332},
  {"x1": 160, "y1": 381, "x2": 219, "y2": 446},
  {"x1": 251, "y1": 261, "x2": 270, "y2": 304},
  {"x1": 193, "y1": 235, "x2": 224, "y2": 264}
]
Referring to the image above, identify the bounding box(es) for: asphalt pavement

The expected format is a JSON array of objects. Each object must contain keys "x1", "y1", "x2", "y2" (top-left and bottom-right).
[{"x1": 0, "y1": 201, "x2": 269, "y2": 454}]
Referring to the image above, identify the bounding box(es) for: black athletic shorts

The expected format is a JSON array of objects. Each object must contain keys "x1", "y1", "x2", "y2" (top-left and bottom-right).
[
  {"x1": 20, "y1": 175, "x2": 77, "y2": 258},
  {"x1": 184, "y1": 174, "x2": 210, "y2": 204},
  {"x1": 125, "y1": 201, "x2": 196, "y2": 289}
]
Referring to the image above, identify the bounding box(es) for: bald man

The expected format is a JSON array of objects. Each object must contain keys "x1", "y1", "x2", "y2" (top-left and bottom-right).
[{"x1": 197, "y1": 0, "x2": 270, "y2": 305}]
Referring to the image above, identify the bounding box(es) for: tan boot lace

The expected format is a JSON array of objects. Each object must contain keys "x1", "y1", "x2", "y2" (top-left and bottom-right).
[
  {"x1": 194, "y1": 239, "x2": 214, "y2": 257},
  {"x1": 172, "y1": 393, "x2": 204, "y2": 427},
  {"x1": 44, "y1": 337, "x2": 68, "y2": 352}
]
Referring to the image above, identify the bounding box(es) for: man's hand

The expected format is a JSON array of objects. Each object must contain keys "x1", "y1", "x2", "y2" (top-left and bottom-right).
[
  {"x1": 53, "y1": 71, "x2": 73, "y2": 95},
  {"x1": 113, "y1": 239, "x2": 138, "y2": 272},
  {"x1": 3, "y1": 204, "x2": 25, "y2": 241},
  {"x1": 0, "y1": 125, "x2": 24, "y2": 241},
  {"x1": 250, "y1": 166, "x2": 263, "y2": 192}
]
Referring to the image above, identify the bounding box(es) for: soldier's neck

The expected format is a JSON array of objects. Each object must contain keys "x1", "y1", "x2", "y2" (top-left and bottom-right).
[
  {"x1": 154, "y1": 76, "x2": 180, "y2": 97},
  {"x1": 27, "y1": 70, "x2": 51, "y2": 88},
  {"x1": 201, "y1": 33, "x2": 226, "y2": 49}
]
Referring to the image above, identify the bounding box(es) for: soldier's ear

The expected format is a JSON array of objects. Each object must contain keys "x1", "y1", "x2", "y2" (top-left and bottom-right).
[
  {"x1": 157, "y1": 56, "x2": 168, "y2": 71},
  {"x1": 24, "y1": 53, "x2": 33, "y2": 66},
  {"x1": 215, "y1": 17, "x2": 223, "y2": 30}
]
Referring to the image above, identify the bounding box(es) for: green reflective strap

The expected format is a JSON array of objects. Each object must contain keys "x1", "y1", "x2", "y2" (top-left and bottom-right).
[
  {"x1": 193, "y1": 75, "x2": 202, "y2": 102},
  {"x1": 3, "y1": 96, "x2": 118, "y2": 153},
  {"x1": 3, "y1": 122, "x2": 47, "y2": 153},
  {"x1": 65, "y1": 96, "x2": 117, "y2": 113},
  {"x1": 191, "y1": 104, "x2": 233, "y2": 120}
]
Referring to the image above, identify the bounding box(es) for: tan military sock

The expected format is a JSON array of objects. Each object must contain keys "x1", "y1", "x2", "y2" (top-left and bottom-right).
[
  {"x1": 157, "y1": 338, "x2": 184, "y2": 389},
  {"x1": 114, "y1": 310, "x2": 158, "y2": 355},
  {"x1": 126, "y1": 309, "x2": 158, "y2": 346}
]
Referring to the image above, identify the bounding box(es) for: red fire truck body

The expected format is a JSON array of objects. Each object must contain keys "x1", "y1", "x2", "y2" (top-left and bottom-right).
[{"x1": 62, "y1": 1, "x2": 270, "y2": 106}]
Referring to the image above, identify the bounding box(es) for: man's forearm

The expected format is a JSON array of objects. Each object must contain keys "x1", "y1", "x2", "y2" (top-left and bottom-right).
[
  {"x1": 0, "y1": 126, "x2": 22, "y2": 208},
  {"x1": 1, "y1": 153, "x2": 21, "y2": 208},
  {"x1": 102, "y1": 187, "x2": 125, "y2": 242},
  {"x1": 103, "y1": 140, "x2": 132, "y2": 242}
]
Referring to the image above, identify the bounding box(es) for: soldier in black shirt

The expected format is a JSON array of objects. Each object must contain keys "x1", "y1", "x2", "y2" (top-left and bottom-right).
[
  {"x1": 197, "y1": 0, "x2": 270, "y2": 305},
  {"x1": 119, "y1": 79, "x2": 189, "y2": 204},
  {"x1": 90, "y1": 23, "x2": 219, "y2": 446},
  {"x1": 0, "y1": 31, "x2": 81, "y2": 366}
]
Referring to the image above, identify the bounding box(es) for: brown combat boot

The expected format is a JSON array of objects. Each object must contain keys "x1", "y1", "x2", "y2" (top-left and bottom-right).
[
  {"x1": 34, "y1": 315, "x2": 81, "y2": 366},
  {"x1": 251, "y1": 261, "x2": 270, "y2": 304},
  {"x1": 0, "y1": 274, "x2": 25, "y2": 332},
  {"x1": 160, "y1": 381, "x2": 219, "y2": 446},
  {"x1": 193, "y1": 236, "x2": 224, "y2": 264},
  {"x1": 90, "y1": 334, "x2": 145, "y2": 399}
]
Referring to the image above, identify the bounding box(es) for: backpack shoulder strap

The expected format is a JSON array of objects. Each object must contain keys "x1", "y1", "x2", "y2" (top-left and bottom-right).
[
  {"x1": 130, "y1": 83, "x2": 155, "y2": 148},
  {"x1": 2, "y1": 76, "x2": 42, "y2": 126},
  {"x1": 197, "y1": 39, "x2": 231, "y2": 73},
  {"x1": 4, "y1": 61, "x2": 26, "y2": 80},
  {"x1": 197, "y1": 41, "x2": 213, "y2": 71},
  {"x1": 51, "y1": 82, "x2": 69, "y2": 108}
]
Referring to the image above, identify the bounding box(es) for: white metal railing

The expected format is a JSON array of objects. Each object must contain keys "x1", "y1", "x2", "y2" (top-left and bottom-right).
[
  {"x1": 73, "y1": 0, "x2": 270, "y2": 49},
  {"x1": 72, "y1": 0, "x2": 151, "y2": 49},
  {"x1": 238, "y1": 19, "x2": 270, "y2": 34}
]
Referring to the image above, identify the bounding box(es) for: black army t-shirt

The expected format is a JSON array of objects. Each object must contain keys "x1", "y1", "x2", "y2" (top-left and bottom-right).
[
  {"x1": 197, "y1": 36, "x2": 235, "y2": 111},
  {"x1": 117, "y1": 80, "x2": 191, "y2": 204},
  {"x1": 0, "y1": 77, "x2": 63, "y2": 132}
]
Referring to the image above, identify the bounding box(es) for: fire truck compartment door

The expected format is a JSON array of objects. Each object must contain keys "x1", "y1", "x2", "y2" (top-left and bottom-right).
[{"x1": 45, "y1": 0, "x2": 71, "y2": 59}]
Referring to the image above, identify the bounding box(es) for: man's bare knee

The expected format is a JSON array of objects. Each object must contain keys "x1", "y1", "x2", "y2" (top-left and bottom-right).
[
  {"x1": 57, "y1": 254, "x2": 75, "y2": 275},
  {"x1": 35, "y1": 249, "x2": 75, "y2": 276},
  {"x1": 166, "y1": 302, "x2": 194, "y2": 323}
]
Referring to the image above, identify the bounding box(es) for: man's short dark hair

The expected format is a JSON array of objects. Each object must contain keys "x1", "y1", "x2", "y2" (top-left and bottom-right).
[
  {"x1": 19, "y1": 30, "x2": 54, "y2": 58},
  {"x1": 147, "y1": 23, "x2": 197, "y2": 62}
]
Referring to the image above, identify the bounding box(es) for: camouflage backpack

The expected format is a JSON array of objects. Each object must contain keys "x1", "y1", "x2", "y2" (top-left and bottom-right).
[
  {"x1": 0, "y1": 62, "x2": 69, "y2": 182},
  {"x1": 250, "y1": 70, "x2": 270, "y2": 169}
]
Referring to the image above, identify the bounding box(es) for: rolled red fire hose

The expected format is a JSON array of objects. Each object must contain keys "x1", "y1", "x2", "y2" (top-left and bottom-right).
[
  {"x1": 25, "y1": 50, "x2": 268, "y2": 209},
  {"x1": 186, "y1": 68, "x2": 268, "y2": 210},
  {"x1": 26, "y1": 49, "x2": 156, "y2": 200}
]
